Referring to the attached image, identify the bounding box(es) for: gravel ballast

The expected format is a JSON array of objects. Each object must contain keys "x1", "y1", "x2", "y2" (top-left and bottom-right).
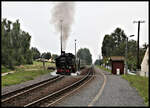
[
  {"x1": 54, "y1": 66, "x2": 145, "y2": 106},
  {"x1": 2, "y1": 71, "x2": 56, "y2": 95},
  {"x1": 2, "y1": 68, "x2": 90, "y2": 107},
  {"x1": 2, "y1": 67, "x2": 89, "y2": 96}
]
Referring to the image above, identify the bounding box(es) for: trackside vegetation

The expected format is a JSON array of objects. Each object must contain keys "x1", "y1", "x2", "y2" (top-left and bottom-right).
[
  {"x1": 1, "y1": 65, "x2": 11, "y2": 73},
  {"x1": 2, "y1": 70, "x2": 52, "y2": 87},
  {"x1": 2, "y1": 61, "x2": 55, "y2": 87},
  {"x1": 122, "y1": 75, "x2": 149, "y2": 106}
]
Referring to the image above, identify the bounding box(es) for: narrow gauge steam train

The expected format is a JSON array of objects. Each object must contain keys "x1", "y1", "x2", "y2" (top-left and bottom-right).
[{"x1": 55, "y1": 51, "x2": 85, "y2": 75}]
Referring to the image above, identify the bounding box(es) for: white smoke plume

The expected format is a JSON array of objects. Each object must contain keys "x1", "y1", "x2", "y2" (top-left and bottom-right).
[{"x1": 50, "y1": 2, "x2": 75, "y2": 51}]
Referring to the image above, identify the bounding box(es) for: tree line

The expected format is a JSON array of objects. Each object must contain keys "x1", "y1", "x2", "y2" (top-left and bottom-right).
[
  {"x1": 77, "y1": 48, "x2": 92, "y2": 65},
  {"x1": 1, "y1": 19, "x2": 58, "y2": 69},
  {"x1": 31, "y1": 48, "x2": 59, "y2": 61},
  {"x1": 96, "y1": 27, "x2": 147, "y2": 71},
  {"x1": 2, "y1": 18, "x2": 93, "y2": 70},
  {"x1": 2, "y1": 19, "x2": 33, "y2": 69},
  {"x1": 32, "y1": 47, "x2": 93, "y2": 65}
]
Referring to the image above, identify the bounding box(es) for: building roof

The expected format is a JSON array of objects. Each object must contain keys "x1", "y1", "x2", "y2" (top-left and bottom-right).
[
  {"x1": 110, "y1": 56, "x2": 125, "y2": 61},
  {"x1": 141, "y1": 47, "x2": 149, "y2": 66}
]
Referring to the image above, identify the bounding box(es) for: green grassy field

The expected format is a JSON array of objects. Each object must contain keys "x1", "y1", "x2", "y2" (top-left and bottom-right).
[
  {"x1": 122, "y1": 75, "x2": 149, "y2": 106},
  {"x1": 15, "y1": 61, "x2": 55, "y2": 70},
  {"x1": 1, "y1": 65, "x2": 11, "y2": 73},
  {"x1": 2, "y1": 61, "x2": 55, "y2": 73},
  {"x1": 1, "y1": 61, "x2": 55, "y2": 87},
  {"x1": 2, "y1": 69, "x2": 52, "y2": 87}
]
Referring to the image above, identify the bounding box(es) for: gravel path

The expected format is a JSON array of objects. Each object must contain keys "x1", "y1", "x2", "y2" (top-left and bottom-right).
[
  {"x1": 94, "y1": 68, "x2": 145, "y2": 106},
  {"x1": 2, "y1": 71, "x2": 15, "y2": 76},
  {"x1": 2, "y1": 71, "x2": 57, "y2": 95},
  {"x1": 54, "y1": 66, "x2": 104, "y2": 106},
  {"x1": 54, "y1": 66, "x2": 145, "y2": 106}
]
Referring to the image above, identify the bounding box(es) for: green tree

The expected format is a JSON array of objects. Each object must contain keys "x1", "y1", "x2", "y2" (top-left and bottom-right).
[
  {"x1": 102, "y1": 34, "x2": 115, "y2": 57},
  {"x1": 41, "y1": 52, "x2": 46, "y2": 58},
  {"x1": 41, "y1": 52, "x2": 51, "y2": 59},
  {"x1": 94, "y1": 59, "x2": 103, "y2": 65},
  {"x1": 101, "y1": 27, "x2": 147, "y2": 71},
  {"x1": 31, "y1": 47, "x2": 41, "y2": 60},
  {"x1": 45, "y1": 52, "x2": 51, "y2": 59},
  {"x1": 1, "y1": 18, "x2": 33, "y2": 69},
  {"x1": 127, "y1": 40, "x2": 137, "y2": 70},
  {"x1": 101, "y1": 27, "x2": 127, "y2": 57},
  {"x1": 51, "y1": 54, "x2": 58, "y2": 60},
  {"x1": 77, "y1": 48, "x2": 92, "y2": 65}
]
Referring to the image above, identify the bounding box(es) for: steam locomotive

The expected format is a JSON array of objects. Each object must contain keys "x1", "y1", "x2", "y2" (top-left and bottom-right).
[{"x1": 55, "y1": 51, "x2": 85, "y2": 75}]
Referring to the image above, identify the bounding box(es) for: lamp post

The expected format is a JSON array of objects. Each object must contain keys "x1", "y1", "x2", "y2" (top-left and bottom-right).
[
  {"x1": 75, "y1": 39, "x2": 77, "y2": 71},
  {"x1": 125, "y1": 35, "x2": 134, "y2": 74},
  {"x1": 75, "y1": 39, "x2": 76, "y2": 58}
]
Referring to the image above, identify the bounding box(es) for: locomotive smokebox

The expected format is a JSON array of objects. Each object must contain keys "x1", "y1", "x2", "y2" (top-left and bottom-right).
[{"x1": 61, "y1": 51, "x2": 65, "y2": 55}]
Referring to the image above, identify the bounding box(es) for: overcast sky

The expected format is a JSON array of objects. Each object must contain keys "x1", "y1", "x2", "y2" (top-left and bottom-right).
[{"x1": 2, "y1": 1, "x2": 149, "y2": 63}]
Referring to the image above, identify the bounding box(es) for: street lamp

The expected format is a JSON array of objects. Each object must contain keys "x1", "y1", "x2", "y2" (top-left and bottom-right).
[
  {"x1": 75, "y1": 39, "x2": 77, "y2": 71},
  {"x1": 125, "y1": 35, "x2": 134, "y2": 74},
  {"x1": 75, "y1": 39, "x2": 76, "y2": 58}
]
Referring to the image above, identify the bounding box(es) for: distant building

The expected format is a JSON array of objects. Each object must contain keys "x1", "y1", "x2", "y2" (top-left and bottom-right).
[
  {"x1": 48, "y1": 58, "x2": 55, "y2": 63},
  {"x1": 140, "y1": 46, "x2": 149, "y2": 77},
  {"x1": 110, "y1": 56, "x2": 125, "y2": 75}
]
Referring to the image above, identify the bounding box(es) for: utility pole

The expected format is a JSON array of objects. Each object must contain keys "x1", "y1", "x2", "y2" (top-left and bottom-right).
[
  {"x1": 133, "y1": 20, "x2": 145, "y2": 71},
  {"x1": 60, "y1": 20, "x2": 63, "y2": 55}
]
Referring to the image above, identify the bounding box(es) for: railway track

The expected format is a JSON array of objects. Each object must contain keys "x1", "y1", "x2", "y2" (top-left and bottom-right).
[
  {"x1": 24, "y1": 66, "x2": 94, "y2": 107},
  {"x1": 1, "y1": 75, "x2": 60, "y2": 100},
  {"x1": 1, "y1": 75, "x2": 64, "y2": 107},
  {"x1": 1, "y1": 67, "x2": 94, "y2": 107}
]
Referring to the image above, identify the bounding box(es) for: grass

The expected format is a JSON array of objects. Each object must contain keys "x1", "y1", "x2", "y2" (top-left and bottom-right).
[
  {"x1": 122, "y1": 75, "x2": 149, "y2": 106},
  {"x1": 15, "y1": 61, "x2": 55, "y2": 70},
  {"x1": 1, "y1": 61, "x2": 55, "y2": 87},
  {"x1": 96, "y1": 65, "x2": 111, "y2": 72},
  {"x1": 1, "y1": 61, "x2": 55, "y2": 73},
  {"x1": 2, "y1": 69, "x2": 52, "y2": 87},
  {"x1": 1, "y1": 65, "x2": 11, "y2": 73}
]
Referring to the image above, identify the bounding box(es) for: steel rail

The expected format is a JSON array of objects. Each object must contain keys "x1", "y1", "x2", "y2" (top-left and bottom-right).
[
  {"x1": 2, "y1": 75, "x2": 64, "y2": 103},
  {"x1": 24, "y1": 67, "x2": 93, "y2": 107},
  {"x1": 2, "y1": 75, "x2": 59, "y2": 100},
  {"x1": 47, "y1": 67, "x2": 95, "y2": 106}
]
